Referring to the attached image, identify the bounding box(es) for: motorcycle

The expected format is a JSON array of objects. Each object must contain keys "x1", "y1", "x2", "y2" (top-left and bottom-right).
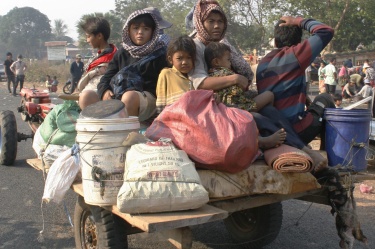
[{"x1": 63, "y1": 79, "x2": 72, "y2": 94}]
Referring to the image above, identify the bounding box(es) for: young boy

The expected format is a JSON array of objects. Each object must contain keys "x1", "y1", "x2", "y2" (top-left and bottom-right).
[
  {"x1": 356, "y1": 79, "x2": 373, "y2": 99},
  {"x1": 333, "y1": 93, "x2": 343, "y2": 108},
  {"x1": 342, "y1": 80, "x2": 357, "y2": 99},
  {"x1": 79, "y1": 8, "x2": 171, "y2": 121}
]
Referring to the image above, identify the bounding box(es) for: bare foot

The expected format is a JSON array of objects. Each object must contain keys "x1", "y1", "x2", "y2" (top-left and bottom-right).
[
  {"x1": 302, "y1": 146, "x2": 328, "y2": 172},
  {"x1": 259, "y1": 129, "x2": 286, "y2": 149}
]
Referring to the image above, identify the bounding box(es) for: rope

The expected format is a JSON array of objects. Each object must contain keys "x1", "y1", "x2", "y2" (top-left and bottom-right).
[{"x1": 326, "y1": 119, "x2": 370, "y2": 170}]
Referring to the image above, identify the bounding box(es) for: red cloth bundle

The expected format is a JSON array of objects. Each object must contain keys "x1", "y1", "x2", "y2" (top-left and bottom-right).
[{"x1": 146, "y1": 90, "x2": 259, "y2": 173}]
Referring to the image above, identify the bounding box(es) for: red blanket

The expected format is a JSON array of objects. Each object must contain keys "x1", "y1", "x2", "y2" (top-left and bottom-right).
[{"x1": 264, "y1": 144, "x2": 313, "y2": 173}]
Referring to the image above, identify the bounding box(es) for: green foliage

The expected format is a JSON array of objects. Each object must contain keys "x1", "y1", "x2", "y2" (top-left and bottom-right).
[{"x1": 0, "y1": 7, "x2": 51, "y2": 58}]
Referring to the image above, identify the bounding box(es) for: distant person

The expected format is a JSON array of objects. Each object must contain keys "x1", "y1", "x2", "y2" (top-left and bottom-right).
[
  {"x1": 356, "y1": 79, "x2": 373, "y2": 99},
  {"x1": 45, "y1": 75, "x2": 53, "y2": 92},
  {"x1": 70, "y1": 54, "x2": 84, "y2": 94},
  {"x1": 342, "y1": 80, "x2": 356, "y2": 99},
  {"x1": 321, "y1": 58, "x2": 337, "y2": 95},
  {"x1": 349, "y1": 73, "x2": 364, "y2": 89},
  {"x1": 10, "y1": 54, "x2": 27, "y2": 96},
  {"x1": 333, "y1": 93, "x2": 343, "y2": 108},
  {"x1": 318, "y1": 62, "x2": 326, "y2": 94},
  {"x1": 3, "y1": 52, "x2": 15, "y2": 95},
  {"x1": 51, "y1": 76, "x2": 59, "y2": 92}
]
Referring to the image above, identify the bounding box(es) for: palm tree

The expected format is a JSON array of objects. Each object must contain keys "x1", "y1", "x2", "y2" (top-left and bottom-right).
[{"x1": 52, "y1": 19, "x2": 68, "y2": 38}]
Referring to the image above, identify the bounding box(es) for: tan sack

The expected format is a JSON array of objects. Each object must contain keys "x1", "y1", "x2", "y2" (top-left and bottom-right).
[{"x1": 117, "y1": 139, "x2": 209, "y2": 214}]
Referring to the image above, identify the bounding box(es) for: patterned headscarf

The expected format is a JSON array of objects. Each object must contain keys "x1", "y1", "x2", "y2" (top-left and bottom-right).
[
  {"x1": 193, "y1": 0, "x2": 227, "y2": 45},
  {"x1": 192, "y1": 0, "x2": 253, "y2": 82},
  {"x1": 122, "y1": 9, "x2": 165, "y2": 58}
]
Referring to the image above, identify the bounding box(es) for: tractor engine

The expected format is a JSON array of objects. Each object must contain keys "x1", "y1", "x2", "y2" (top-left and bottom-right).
[{"x1": 17, "y1": 87, "x2": 55, "y2": 131}]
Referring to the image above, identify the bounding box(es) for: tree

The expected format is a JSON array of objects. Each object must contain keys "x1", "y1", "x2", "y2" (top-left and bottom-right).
[
  {"x1": 52, "y1": 19, "x2": 68, "y2": 38},
  {"x1": 0, "y1": 7, "x2": 51, "y2": 58}
]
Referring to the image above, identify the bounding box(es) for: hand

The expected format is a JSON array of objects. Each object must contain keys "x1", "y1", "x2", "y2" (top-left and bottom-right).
[
  {"x1": 279, "y1": 16, "x2": 300, "y2": 27},
  {"x1": 235, "y1": 74, "x2": 250, "y2": 91},
  {"x1": 102, "y1": 90, "x2": 114, "y2": 100}
]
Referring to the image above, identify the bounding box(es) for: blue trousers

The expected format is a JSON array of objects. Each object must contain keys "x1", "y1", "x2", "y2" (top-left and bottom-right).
[{"x1": 251, "y1": 105, "x2": 306, "y2": 149}]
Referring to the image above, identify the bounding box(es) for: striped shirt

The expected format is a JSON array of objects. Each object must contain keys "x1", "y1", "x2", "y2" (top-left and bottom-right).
[{"x1": 256, "y1": 18, "x2": 334, "y2": 124}]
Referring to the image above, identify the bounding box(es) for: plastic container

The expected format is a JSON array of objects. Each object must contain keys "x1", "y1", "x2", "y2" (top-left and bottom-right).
[
  {"x1": 325, "y1": 108, "x2": 371, "y2": 171},
  {"x1": 76, "y1": 116, "x2": 140, "y2": 205}
]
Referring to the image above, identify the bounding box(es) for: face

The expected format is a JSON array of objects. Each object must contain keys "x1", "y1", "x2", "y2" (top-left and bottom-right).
[
  {"x1": 215, "y1": 51, "x2": 231, "y2": 69},
  {"x1": 129, "y1": 23, "x2": 153, "y2": 46},
  {"x1": 169, "y1": 51, "x2": 194, "y2": 75},
  {"x1": 7, "y1": 55, "x2": 12, "y2": 60},
  {"x1": 335, "y1": 100, "x2": 342, "y2": 106},
  {"x1": 203, "y1": 12, "x2": 225, "y2": 41},
  {"x1": 85, "y1": 33, "x2": 102, "y2": 49}
]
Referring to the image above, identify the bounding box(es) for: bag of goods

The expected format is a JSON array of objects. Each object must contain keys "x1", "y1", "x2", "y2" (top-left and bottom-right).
[
  {"x1": 42, "y1": 145, "x2": 80, "y2": 204},
  {"x1": 146, "y1": 90, "x2": 259, "y2": 173},
  {"x1": 117, "y1": 139, "x2": 209, "y2": 214}
]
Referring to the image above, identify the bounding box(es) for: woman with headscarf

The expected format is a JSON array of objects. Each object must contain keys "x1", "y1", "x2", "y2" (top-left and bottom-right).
[
  {"x1": 188, "y1": 0, "x2": 252, "y2": 91},
  {"x1": 79, "y1": 8, "x2": 170, "y2": 122},
  {"x1": 187, "y1": 0, "x2": 328, "y2": 172}
]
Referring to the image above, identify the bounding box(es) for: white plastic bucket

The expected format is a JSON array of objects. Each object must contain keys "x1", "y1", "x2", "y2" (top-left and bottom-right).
[{"x1": 76, "y1": 116, "x2": 140, "y2": 205}]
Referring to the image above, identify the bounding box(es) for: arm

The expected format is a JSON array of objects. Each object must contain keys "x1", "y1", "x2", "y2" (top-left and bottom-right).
[
  {"x1": 23, "y1": 62, "x2": 27, "y2": 72},
  {"x1": 188, "y1": 38, "x2": 249, "y2": 91},
  {"x1": 10, "y1": 62, "x2": 16, "y2": 75},
  {"x1": 70, "y1": 63, "x2": 74, "y2": 75},
  {"x1": 155, "y1": 69, "x2": 168, "y2": 114},
  {"x1": 97, "y1": 50, "x2": 122, "y2": 99}
]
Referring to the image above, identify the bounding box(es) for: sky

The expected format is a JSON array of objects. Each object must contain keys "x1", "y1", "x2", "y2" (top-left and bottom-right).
[{"x1": 0, "y1": 1, "x2": 116, "y2": 40}]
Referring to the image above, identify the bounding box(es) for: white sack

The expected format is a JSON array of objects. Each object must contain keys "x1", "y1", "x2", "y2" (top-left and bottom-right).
[
  {"x1": 42, "y1": 145, "x2": 80, "y2": 204},
  {"x1": 117, "y1": 139, "x2": 209, "y2": 214}
]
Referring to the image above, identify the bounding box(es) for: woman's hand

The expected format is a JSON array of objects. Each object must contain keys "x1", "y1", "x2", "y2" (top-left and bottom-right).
[
  {"x1": 102, "y1": 90, "x2": 114, "y2": 100},
  {"x1": 235, "y1": 74, "x2": 250, "y2": 91}
]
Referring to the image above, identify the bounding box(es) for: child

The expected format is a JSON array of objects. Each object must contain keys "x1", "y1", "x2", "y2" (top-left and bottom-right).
[
  {"x1": 45, "y1": 75, "x2": 53, "y2": 92},
  {"x1": 50, "y1": 76, "x2": 58, "y2": 92},
  {"x1": 156, "y1": 35, "x2": 195, "y2": 113},
  {"x1": 79, "y1": 8, "x2": 170, "y2": 121},
  {"x1": 156, "y1": 36, "x2": 285, "y2": 149},
  {"x1": 318, "y1": 62, "x2": 326, "y2": 93},
  {"x1": 333, "y1": 93, "x2": 343, "y2": 108},
  {"x1": 204, "y1": 42, "x2": 274, "y2": 112},
  {"x1": 356, "y1": 79, "x2": 373, "y2": 99},
  {"x1": 342, "y1": 80, "x2": 357, "y2": 99}
]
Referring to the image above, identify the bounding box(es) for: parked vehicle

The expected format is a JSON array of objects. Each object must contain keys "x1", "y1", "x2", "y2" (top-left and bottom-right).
[{"x1": 0, "y1": 64, "x2": 6, "y2": 82}]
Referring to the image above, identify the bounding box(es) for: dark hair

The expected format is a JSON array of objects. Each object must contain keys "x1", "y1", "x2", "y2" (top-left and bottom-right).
[
  {"x1": 128, "y1": 14, "x2": 155, "y2": 31},
  {"x1": 204, "y1": 42, "x2": 231, "y2": 69},
  {"x1": 274, "y1": 20, "x2": 302, "y2": 48},
  {"x1": 80, "y1": 17, "x2": 111, "y2": 41},
  {"x1": 166, "y1": 35, "x2": 196, "y2": 66},
  {"x1": 329, "y1": 57, "x2": 336, "y2": 63},
  {"x1": 333, "y1": 93, "x2": 342, "y2": 102},
  {"x1": 6, "y1": 52, "x2": 12, "y2": 56}
]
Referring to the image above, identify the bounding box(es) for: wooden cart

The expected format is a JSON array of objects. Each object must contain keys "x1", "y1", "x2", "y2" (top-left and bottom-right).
[{"x1": 27, "y1": 157, "x2": 338, "y2": 249}]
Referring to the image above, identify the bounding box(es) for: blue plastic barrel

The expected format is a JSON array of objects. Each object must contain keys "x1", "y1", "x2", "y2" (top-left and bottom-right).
[{"x1": 324, "y1": 108, "x2": 371, "y2": 171}]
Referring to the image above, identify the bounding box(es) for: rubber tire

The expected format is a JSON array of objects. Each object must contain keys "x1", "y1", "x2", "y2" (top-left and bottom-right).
[
  {"x1": 74, "y1": 196, "x2": 128, "y2": 249},
  {"x1": 0, "y1": 110, "x2": 18, "y2": 166},
  {"x1": 224, "y1": 202, "x2": 283, "y2": 249},
  {"x1": 63, "y1": 84, "x2": 71, "y2": 94}
]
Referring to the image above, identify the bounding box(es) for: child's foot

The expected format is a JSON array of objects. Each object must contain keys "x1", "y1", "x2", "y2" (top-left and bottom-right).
[
  {"x1": 302, "y1": 146, "x2": 328, "y2": 172},
  {"x1": 259, "y1": 129, "x2": 286, "y2": 149}
]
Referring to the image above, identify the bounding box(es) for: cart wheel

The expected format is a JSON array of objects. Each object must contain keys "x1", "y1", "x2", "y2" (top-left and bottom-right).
[
  {"x1": 0, "y1": 110, "x2": 17, "y2": 166},
  {"x1": 224, "y1": 202, "x2": 283, "y2": 249},
  {"x1": 63, "y1": 84, "x2": 71, "y2": 94},
  {"x1": 74, "y1": 196, "x2": 128, "y2": 249}
]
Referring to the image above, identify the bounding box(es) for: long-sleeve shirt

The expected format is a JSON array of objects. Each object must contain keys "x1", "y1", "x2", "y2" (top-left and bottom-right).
[
  {"x1": 357, "y1": 84, "x2": 373, "y2": 98},
  {"x1": 256, "y1": 18, "x2": 334, "y2": 124}
]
